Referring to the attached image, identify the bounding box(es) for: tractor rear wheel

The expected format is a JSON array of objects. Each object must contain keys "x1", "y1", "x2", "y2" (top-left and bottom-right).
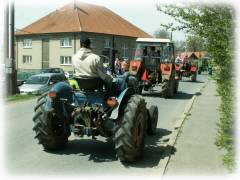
[
  {"x1": 162, "y1": 79, "x2": 174, "y2": 98},
  {"x1": 174, "y1": 79, "x2": 179, "y2": 94},
  {"x1": 191, "y1": 73, "x2": 197, "y2": 82},
  {"x1": 147, "y1": 106, "x2": 158, "y2": 135},
  {"x1": 33, "y1": 95, "x2": 70, "y2": 150},
  {"x1": 114, "y1": 95, "x2": 147, "y2": 162}
]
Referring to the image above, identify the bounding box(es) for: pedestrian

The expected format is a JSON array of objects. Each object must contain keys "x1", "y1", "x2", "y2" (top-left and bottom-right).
[
  {"x1": 175, "y1": 55, "x2": 181, "y2": 64},
  {"x1": 114, "y1": 51, "x2": 122, "y2": 75}
]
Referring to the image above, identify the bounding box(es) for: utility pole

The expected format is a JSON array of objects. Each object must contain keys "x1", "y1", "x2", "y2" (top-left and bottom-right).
[
  {"x1": 5, "y1": 1, "x2": 17, "y2": 95},
  {"x1": 111, "y1": 36, "x2": 115, "y2": 73}
]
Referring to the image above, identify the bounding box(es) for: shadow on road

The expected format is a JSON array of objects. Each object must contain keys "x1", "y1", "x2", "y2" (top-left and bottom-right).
[
  {"x1": 46, "y1": 138, "x2": 118, "y2": 162},
  {"x1": 174, "y1": 91, "x2": 193, "y2": 100},
  {"x1": 122, "y1": 128, "x2": 176, "y2": 168},
  {"x1": 173, "y1": 91, "x2": 202, "y2": 100},
  {"x1": 46, "y1": 128, "x2": 175, "y2": 168},
  {"x1": 141, "y1": 91, "x2": 162, "y2": 98},
  {"x1": 141, "y1": 87, "x2": 203, "y2": 99},
  {"x1": 180, "y1": 79, "x2": 205, "y2": 83}
]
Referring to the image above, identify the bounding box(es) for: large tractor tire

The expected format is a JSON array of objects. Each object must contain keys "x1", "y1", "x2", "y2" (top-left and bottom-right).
[
  {"x1": 162, "y1": 79, "x2": 174, "y2": 98},
  {"x1": 137, "y1": 85, "x2": 143, "y2": 94},
  {"x1": 147, "y1": 106, "x2": 158, "y2": 135},
  {"x1": 33, "y1": 94, "x2": 70, "y2": 150},
  {"x1": 174, "y1": 79, "x2": 179, "y2": 94},
  {"x1": 190, "y1": 73, "x2": 197, "y2": 82},
  {"x1": 114, "y1": 95, "x2": 147, "y2": 162}
]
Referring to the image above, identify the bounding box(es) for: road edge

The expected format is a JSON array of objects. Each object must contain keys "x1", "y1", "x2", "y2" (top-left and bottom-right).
[{"x1": 158, "y1": 78, "x2": 210, "y2": 176}]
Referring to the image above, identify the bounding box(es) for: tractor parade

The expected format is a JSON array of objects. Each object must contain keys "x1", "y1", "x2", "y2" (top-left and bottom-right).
[
  {"x1": 32, "y1": 37, "x2": 211, "y2": 163},
  {"x1": 5, "y1": 0, "x2": 233, "y2": 176}
]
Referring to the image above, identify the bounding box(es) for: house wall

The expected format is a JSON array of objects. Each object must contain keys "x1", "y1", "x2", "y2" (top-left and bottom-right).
[
  {"x1": 49, "y1": 33, "x2": 75, "y2": 72},
  {"x1": 16, "y1": 36, "x2": 42, "y2": 71},
  {"x1": 16, "y1": 32, "x2": 137, "y2": 73}
]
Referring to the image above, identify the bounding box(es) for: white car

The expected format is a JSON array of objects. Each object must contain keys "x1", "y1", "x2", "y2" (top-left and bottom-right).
[{"x1": 19, "y1": 73, "x2": 66, "y2": 95}]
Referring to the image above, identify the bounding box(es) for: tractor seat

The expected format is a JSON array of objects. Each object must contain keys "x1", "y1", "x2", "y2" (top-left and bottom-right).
[{"x1": 74, "y1": 76, "x2": 104, "y2": 91}]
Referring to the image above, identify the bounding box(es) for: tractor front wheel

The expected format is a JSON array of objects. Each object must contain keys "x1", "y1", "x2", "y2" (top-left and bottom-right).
[
  {"x1": 147, "y1": 106, "x2": 158, "y2": 135},
  {"x1": 114, "y1": 95, "x2": 147, "y2": 162},
  {"x1": 162, "y1": 80, "x2": 174, "y2": 98},
  {"x1": 174, "y1": 79, "x2": 179, "y2": 94},
  {"x1": 191, "y1": 73, "x2": 197, "y2": 82}
]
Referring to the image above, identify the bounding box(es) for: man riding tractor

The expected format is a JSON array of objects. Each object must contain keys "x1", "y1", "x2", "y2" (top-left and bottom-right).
[
  {"x1": 32, "y1": 37, "x2": 158, "y2": 163},
  {"x1": 128, "y1": 38, "x2": 179, "y2": 98},
  {"x1": 175, "y1": 55, "x2": 198, "y2": 82}
]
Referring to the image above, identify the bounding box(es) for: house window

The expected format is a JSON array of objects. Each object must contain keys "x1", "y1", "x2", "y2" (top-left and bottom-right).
[
  {"x1": 60, "y1": 56, "x2": 72, "y2": 65},
  {"x1": 104, "y1": 39, "x2": 111, "y2": 48},
  {"x1": 122, "y1": 43, "x2": 128, "y2": 59},
  {"x1": 22, "y1": 55, "x2": 32, "y2": 64},
  {"x1": 60, "y1": 38, "x2": 72, "y2": 47},
  {"x1": 89, "y1": 38, "x2": 95, "y2": 48},
  {"x1": 23, "y1": 39, "x2": 32, "y2": 48}
]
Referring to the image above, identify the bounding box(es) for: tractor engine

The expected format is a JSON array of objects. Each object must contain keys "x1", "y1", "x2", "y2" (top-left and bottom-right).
[
  {"x1": 148, "y1": 71, "x2": 158, "y2": 84},
  {"x1": 71, "y1": 103, "x2": 111, "y2": 138}
]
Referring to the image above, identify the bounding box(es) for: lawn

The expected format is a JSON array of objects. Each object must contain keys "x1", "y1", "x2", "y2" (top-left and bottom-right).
[{"x1": 6, "y1": 94, "x2": 39, "y2": 102}]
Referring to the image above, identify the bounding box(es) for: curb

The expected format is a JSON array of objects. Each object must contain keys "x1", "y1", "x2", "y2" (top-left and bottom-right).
[{"x1": 158, "y1": 79, "x2": 210, "y2": 176}]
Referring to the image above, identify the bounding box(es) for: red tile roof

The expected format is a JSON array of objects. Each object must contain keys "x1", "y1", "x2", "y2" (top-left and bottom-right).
[
  {"x1": 15, "y1": 2, "x2": 151, "y2": 38},
  {"x1": 179, "y1": 51, "x2": 206, "y2": 60}
]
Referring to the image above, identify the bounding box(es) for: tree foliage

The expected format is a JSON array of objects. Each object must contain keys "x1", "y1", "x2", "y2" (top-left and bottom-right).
[
  {"x1": 153, "y1": 28, "x2": 171, "y2": 39},
  {"x1": 173, "y1": 40, "x2": 186, "y2": 54},
  {"x1": 157, "y1": 4, "x2": 234, "y2": 170},
  {"x1": 186, "y1": 34, "x2": 204, "y2": 52}
]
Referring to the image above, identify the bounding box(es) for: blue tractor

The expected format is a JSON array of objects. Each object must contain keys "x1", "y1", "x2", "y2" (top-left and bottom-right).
[{"x1": 32, "y1": 72, "x2": 158, "y2": 162}]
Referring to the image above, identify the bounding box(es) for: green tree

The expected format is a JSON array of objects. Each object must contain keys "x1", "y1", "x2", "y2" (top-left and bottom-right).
[
  {"x1": 157, "y1": 5, "x2": 234, "y2": 170},
  {"x1": 173, "y1": 40, "x2": 186, "y2": 54},
  {"x1": 186, "y1": 35, "x2": 204, "y2": 52},
  {"x1": 153, "y1": 29, "x2": 170, "y2": 38}
]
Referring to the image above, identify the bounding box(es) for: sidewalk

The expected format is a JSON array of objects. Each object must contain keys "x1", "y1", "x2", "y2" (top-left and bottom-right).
[{"x1": 164, "y1": 79, "x2": 228, "y2": 175}]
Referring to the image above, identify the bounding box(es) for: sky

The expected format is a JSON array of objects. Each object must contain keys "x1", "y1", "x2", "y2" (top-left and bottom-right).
[{"x1": 14, "y1": 0, "x2": 187, "y2": 41}]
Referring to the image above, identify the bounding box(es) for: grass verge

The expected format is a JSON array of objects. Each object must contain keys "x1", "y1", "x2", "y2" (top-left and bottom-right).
[{"x1": 6, "y1": 94, "x2": 39, "y2": 102}]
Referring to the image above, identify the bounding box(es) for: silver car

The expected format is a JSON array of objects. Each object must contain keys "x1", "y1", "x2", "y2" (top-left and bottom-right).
[{"x1": 19, "y1": 73, "x2": 67, "y2": 95}]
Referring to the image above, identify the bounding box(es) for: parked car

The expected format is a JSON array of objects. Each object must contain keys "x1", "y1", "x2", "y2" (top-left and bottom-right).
[
  {"x1": 41, "y1": 68, "x2": 65, "y2": 74},
  {"x1": 17, "y1": 71, "x2": 38, "y2": 86},
  {"x1": 19, "y1": 73, "x2": 67, "y2": 95}
]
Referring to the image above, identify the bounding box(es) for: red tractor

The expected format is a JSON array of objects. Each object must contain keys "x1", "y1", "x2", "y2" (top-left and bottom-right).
[
  {"x1": 128, "y1": 38, "x2": 179, "y2": 98},
  {"x1": 175, "y1": 59, "x2": 198, "y2": 82}
]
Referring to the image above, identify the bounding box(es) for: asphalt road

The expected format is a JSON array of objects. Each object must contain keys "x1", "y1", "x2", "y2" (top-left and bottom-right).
[{"x1": 4, "y1": 73, "x2": 209, "y2": 176}]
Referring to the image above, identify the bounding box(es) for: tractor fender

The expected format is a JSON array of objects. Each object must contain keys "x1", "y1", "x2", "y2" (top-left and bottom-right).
[
  {"x1": 110, "y1": 87, "x2": 135, "y2": 120},
  {"x1": 190, "y1": 66, "x2": 197, "y2": 72},
  {"x1": 44, "y1": 82, "x2": 74, "y2": 113},
  {"x1": 161, "y1": 63, "x2": 173, "y2": 76},
  {"x1": 129, "y1": 60, "x2": 142, "y2": 76},
  {"x1": 50, "y1": 81, "x2": 74, "y2": 103}
]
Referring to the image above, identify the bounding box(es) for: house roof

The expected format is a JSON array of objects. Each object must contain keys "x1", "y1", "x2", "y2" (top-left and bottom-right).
[
  {"x1": 15, "y1": 2, "x2": 151, "y2": 38},
  {"x1": 194, "y1": 51, "x2": 206, "y2": 59},
  {"x1": 179, "y1": 52, "x2": 192, "y2": 60},
  {"x1": 179, "y1": 51, "x2": 206, "y2": 60},
  {"x1": 136, "y1": 38, "x2": 171, "y2": 43}
]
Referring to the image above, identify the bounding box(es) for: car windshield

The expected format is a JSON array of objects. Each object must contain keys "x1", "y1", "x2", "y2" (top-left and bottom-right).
[{"x1": 25, "y1": 76, "x2": 49, "y2": 84}]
